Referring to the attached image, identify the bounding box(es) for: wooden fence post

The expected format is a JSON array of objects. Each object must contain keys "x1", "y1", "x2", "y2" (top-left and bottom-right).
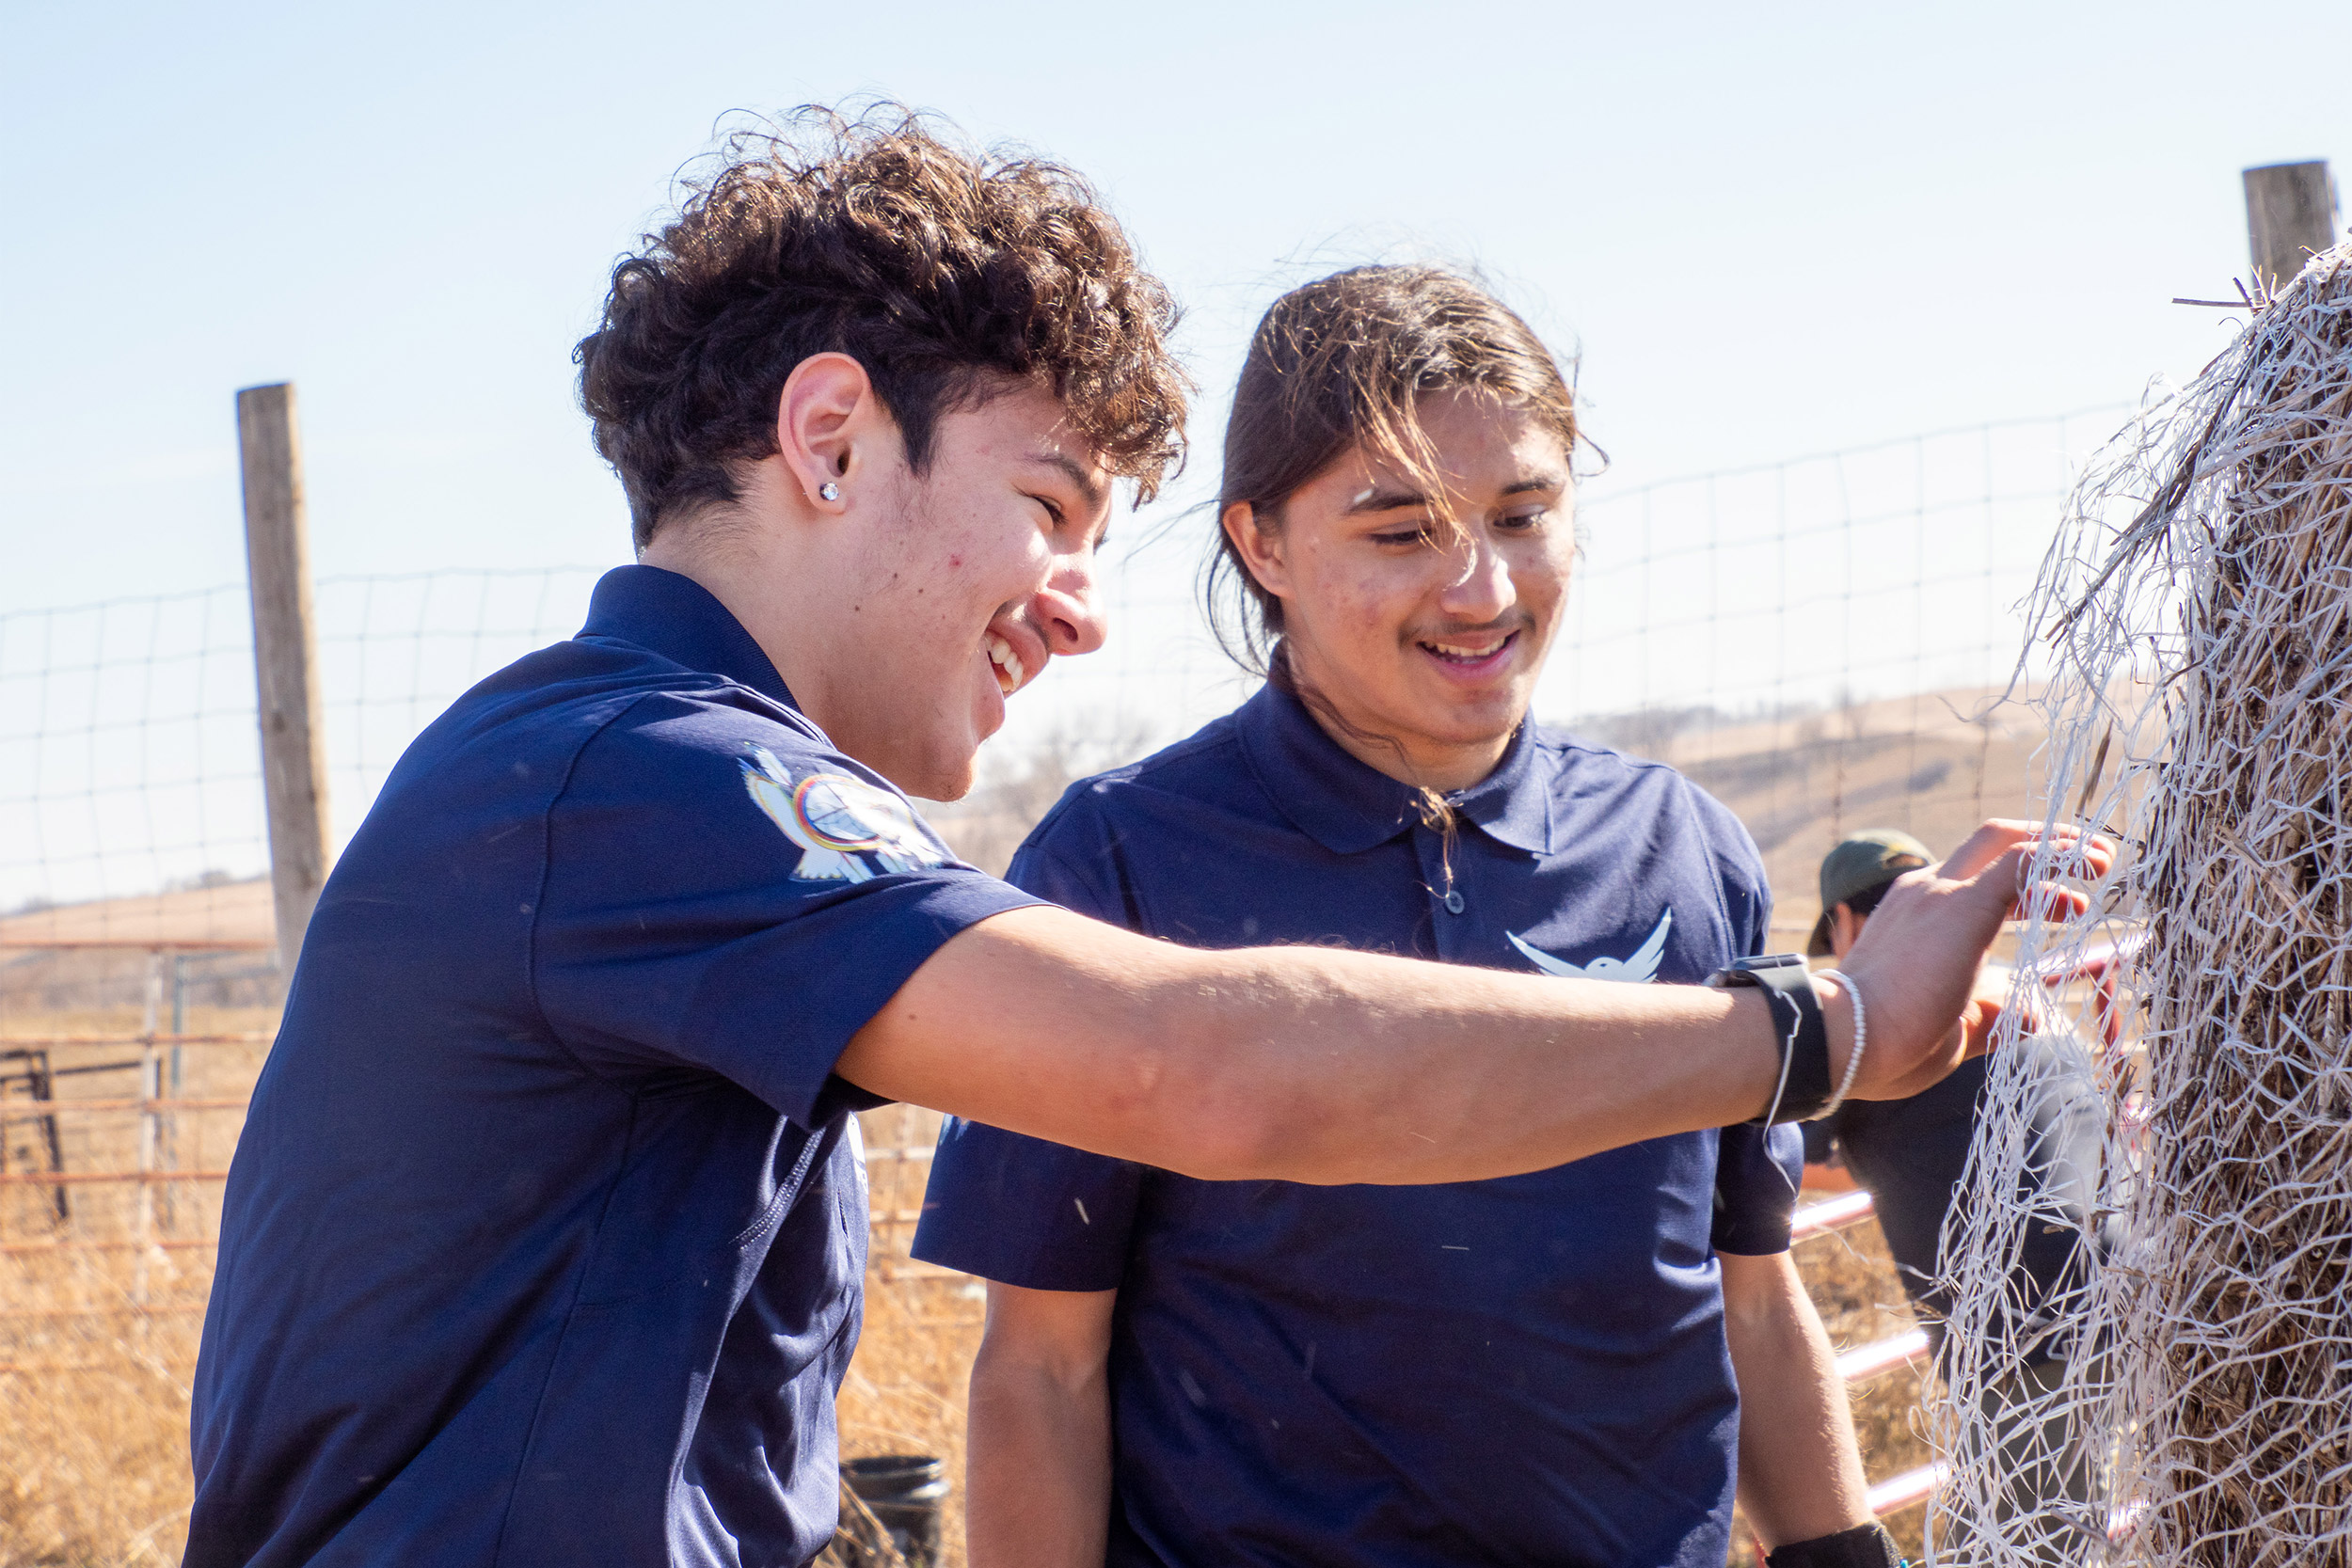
[
  {"x1": 237, "y1": 383, "x2": 331, "y2": 975},
  {"x1": 2244, "y1": 161, "x2": 2339, "y2": 296}
]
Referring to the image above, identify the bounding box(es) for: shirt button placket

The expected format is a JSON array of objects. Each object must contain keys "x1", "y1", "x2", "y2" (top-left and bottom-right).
[{"x1": 1418, "y1": 825, "x2": 1467, "y2": 959}]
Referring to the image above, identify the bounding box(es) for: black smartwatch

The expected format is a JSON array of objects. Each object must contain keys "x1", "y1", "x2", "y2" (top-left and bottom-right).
[{"x1": 1706, "y1": 953, "x2": 1833, "y2": 1125}]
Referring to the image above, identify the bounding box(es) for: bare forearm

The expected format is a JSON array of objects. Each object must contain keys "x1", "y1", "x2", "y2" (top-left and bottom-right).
[
  {"x1": 843, "y1": 906, "x2": 1788, "y2": 1184},
  {"x1": 1721, "y1": 1252, "x2": 1870, "y2": 1547},
  {"x1": 841, "y1": 822, "x2": 2096, "y2": 1186},
  {"x1": 1147, "y1": 942, "x2": 1788, "y2": 1180},
  {"x1": 965, "y1": 1338, "x2": 1112, "y2": 1568}
]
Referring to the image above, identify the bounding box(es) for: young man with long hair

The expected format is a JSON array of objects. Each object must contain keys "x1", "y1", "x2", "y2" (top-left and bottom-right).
[
  {"x1": 919, "y1": 266, "x2": 1910, "y2": 1567},
  {"x1": 187, "y1": 111, "x2": 2092, "y2": 1568}
]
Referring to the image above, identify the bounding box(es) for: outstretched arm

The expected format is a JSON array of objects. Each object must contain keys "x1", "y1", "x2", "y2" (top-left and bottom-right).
[
  {"x1": 848, "y1": 905, "x2": 1789, "y2": 1182},
  {"x1": 837, "y1": 820, "x2": 2103, "y2": 1186}
]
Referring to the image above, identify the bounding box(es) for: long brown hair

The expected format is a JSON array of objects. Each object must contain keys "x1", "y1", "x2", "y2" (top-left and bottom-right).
[{"x1": 1204, "y1": 264, "x2": 1587, "y2": 679}]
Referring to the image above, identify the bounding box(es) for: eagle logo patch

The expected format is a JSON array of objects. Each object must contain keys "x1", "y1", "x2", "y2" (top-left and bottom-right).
[
  {"x1": 740, "y1": 746, "x2": 949, "y2": 883},
  {"x1": 1508, "y1": 909, "x2": 1673, "y2": 984}
]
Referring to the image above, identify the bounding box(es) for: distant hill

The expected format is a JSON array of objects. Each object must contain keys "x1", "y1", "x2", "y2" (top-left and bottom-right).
[
  {"x1": 1578, "y1": 688, "x2": 2047, "y2": 937},
  {"x1": 0, "y1": 877, "x2": 277, "y2": 1012},
  {"x1": 0, "y1": 877, "x2": 274, "y2": 950}
]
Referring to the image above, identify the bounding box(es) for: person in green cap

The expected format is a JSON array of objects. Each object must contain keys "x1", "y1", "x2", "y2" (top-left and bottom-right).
[
  {"x1": 1802, "y1": 829, "x2": 2110, "y2": 1547},
  {"x1": 1804, "y1": 830, "x2": 1936, "y2": 963}
]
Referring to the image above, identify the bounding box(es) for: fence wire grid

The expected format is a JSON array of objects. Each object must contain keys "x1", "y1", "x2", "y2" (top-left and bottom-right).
[
  {"x1": 0, "y1": 407, "x2": 2136, "y2": 1246},
  {"x1": 3, "y1": 406, "x2": 2133, "y2": 931},
  {"x1": 0, "y1": 405, "x2": 2153, "y2": 1567}
]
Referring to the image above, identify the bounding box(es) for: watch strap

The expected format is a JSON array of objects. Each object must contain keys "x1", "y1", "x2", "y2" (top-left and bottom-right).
[
  {"x1": 1766, "y1": 1523, "x2": 1900, "y2": 1568},
  {"x1": 1708, "y1": 954, "x2": 1834, "y2": 1126}
]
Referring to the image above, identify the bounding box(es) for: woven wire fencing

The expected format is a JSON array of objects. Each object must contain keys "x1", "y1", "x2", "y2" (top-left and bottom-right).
[
  {"x1": 0, "y1": 407, "x2": 2133, "y2": 1248},
  {"x1": 0, "y1": 410, "x2": 2132, "y2": 1479},
  {"x1": 0, "y1": 571, "x2": 610, "y2": 1272},
  {"x1": 1549, "y1": 406, "x2": 2130, "y2": 933}
]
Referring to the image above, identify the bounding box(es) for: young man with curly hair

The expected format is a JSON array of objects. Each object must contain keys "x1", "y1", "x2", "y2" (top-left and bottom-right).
[{"x1": 186, "y1": 108, "x2": 2093, "y2": 1568}]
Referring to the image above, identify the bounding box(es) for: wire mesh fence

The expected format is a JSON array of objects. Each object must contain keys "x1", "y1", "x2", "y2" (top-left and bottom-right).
[
  {"x1": 1548, "y1": 406, "x2": 2130, "y2": 924},
  {"x1": 0, "y1": 567, "x2": 612, "y2": 926},
  {"x1": 0, "y1": 406, "x2": 2137, "y2": 1234},
  {"x1": 2, "y1": 406, "x2": 2137, "y2": 928},
  {"x1": 0, "y1": 406, "x2": 2138, "y2": 1560}
]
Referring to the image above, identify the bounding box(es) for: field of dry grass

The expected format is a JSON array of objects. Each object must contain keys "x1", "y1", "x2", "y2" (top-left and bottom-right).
[
  {"x1": 1, "y1": 995, "x2": 264, "y2": 1567},
  {"x1": 0, "y1": 1249, "x2": 212, "y2": 1564}
]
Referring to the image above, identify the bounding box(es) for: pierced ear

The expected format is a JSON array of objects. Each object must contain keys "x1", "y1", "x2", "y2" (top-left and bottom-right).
[
  {"x1": 775, "y1": 353, "x2": 875, "y2": 510},
  {"x1": 1223, "y1": 501, "x2": 1292, "y2": 596}
]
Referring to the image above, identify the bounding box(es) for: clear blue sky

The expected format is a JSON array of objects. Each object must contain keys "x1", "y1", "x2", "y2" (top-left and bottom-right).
[{"x1": 3, "y1": 0, "x2": 2344, "y2": 615}]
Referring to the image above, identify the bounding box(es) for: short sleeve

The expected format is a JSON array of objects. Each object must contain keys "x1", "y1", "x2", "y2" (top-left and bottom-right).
[
  {"x1": 532, "y1": 695, "x2": 1041, "y2": 1129},
  {"x1": 913, "y1": 1118, "x2": 1144, "y2": 1290},
  {"x1": 1710, "y1": 1121, "x2": 1804, "y2": 1256},
  {"x1": 912, "y1": 787, "x2": 1146, "y2": 1290}
]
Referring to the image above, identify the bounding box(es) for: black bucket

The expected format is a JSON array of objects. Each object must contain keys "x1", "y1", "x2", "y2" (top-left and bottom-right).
[{"x1": 842, "y1": 1455, "x2": 950, "y2": 1567}]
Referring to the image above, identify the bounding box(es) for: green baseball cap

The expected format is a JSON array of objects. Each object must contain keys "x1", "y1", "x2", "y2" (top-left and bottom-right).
[{"x1": 1807, "y1": 829, "x2": 1934, "y2": 956}]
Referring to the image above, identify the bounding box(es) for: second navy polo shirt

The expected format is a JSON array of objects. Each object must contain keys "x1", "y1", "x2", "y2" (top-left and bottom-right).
[{"x1": 914, "y1": 680, "x2": 1803, "y2": 1568}]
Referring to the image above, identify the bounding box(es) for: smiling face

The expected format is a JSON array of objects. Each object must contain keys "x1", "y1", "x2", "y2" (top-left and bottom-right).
[
  {"x1": 1226, "y1": 388, "x2": 1574, "y2": 793},
  {"x1": 644, "y1": 366, "x2": 1115, "y2": 802},
  {"x1": 816, "y1": 381, "x2": 1114, "y2": 799}
]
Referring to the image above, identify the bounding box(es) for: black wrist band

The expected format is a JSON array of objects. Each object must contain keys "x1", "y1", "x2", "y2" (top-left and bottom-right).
[
  {"x1": 1764, "y1": 1522, "x2": 1899, "y2": 1568},
  {"x1": 1707, "y1": 953, "x2": 1834, "y2": 1126}
]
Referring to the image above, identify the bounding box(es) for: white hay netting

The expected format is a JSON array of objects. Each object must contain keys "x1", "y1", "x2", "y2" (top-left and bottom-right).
[{"x1": 1934, "y1": 241, "x2": 2352, "y2": 1566}]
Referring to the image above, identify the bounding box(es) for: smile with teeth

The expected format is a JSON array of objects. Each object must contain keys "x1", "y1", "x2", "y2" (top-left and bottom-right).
[
  {"x1": 1418, "y1": 630, "x2": 1517, "y2": 665},
  {"x1": 986, "y1": 633, "x2": 1027, "y2": 694}
]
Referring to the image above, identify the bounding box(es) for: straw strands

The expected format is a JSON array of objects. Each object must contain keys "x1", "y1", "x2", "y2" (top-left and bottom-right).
[{"x1": 1936, "y1": 241, "x2": 2352, "y2": 1566}]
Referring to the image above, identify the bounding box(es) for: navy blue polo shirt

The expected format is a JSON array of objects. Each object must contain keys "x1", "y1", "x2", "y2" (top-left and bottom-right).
[
  {"x1": 188, "y1": 565, "x2": 1038, "y2": 1568},
  {"x1": 914, "y1": 681, "x2": 1803, "y2": 1568}
]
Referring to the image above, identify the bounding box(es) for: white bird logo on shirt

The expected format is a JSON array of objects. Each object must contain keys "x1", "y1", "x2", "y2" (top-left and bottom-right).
[
  {"x1": 1508, "y1": 909, "x2": 1674, "y2": 984},
  {"x1": 740, "y1": 746, "x2": 946, "y2": 883}
]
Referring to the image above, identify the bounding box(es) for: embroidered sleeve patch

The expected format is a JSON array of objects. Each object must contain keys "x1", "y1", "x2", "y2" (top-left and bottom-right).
[{"x1": 740, "y1": 746, "x2": 950, "y2": 883}]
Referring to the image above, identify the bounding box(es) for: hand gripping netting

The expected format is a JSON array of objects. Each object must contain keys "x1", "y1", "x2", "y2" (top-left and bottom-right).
[{"x1": 1934, "y1": 243, "x2": 2352, "y2": 1567}]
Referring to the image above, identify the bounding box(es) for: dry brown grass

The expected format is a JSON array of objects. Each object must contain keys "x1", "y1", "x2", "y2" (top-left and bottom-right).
[
  {"x1": 0, "y1": 1254, "x2": 209, "y2": 1565},
  {"x1": 841, "y1": 1105, "x2": 985, "y2": 1568},
  {"x1": 0, "y1": 999, "x2": 262, "y2": 1567},
  {"x1": 838, "y1": 1270, "x2": 985, "y2": 1568}
]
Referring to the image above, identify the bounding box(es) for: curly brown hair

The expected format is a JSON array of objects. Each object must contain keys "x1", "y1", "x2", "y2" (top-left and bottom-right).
[{"x1": 577, "y1": 105, "x2": 1188, "y2": 546}]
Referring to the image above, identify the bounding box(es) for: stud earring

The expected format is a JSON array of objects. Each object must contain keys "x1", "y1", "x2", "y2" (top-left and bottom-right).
[{"x1": 818, "y1": 483, "x2": 840, "y2": 502}]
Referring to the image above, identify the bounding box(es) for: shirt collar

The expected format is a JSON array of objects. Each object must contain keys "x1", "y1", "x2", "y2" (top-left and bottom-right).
[
  {"x1": 1234, "y1": 679, "x2": 1553, "y2": 858},
  {"x1": 1450, "y1": 721, "x2": 1553, "y2": 856},
  {"x1": 577, "y1": 564, "x2": 797, "y2": 711}
]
